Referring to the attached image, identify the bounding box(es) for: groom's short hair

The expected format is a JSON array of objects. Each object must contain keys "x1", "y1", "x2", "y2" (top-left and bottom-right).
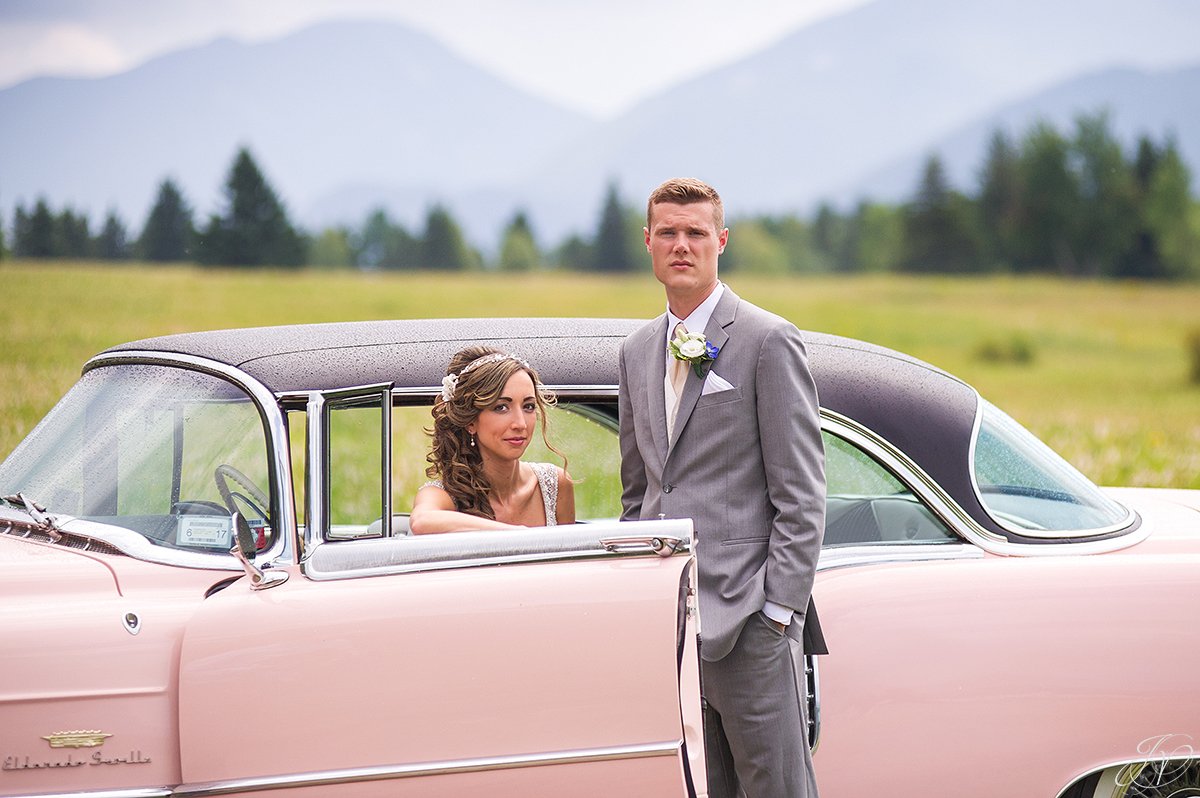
[{"x1": 647, "y1": 178, "x2": 725, "y2": 230}]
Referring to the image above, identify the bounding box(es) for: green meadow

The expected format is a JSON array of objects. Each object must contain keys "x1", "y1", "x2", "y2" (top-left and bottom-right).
[{"x1": 1, "y1": 261, "x2": 1197, "y2": 489}]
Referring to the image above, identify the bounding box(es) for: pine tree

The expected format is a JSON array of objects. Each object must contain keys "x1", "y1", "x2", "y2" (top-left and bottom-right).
[
  {"x1": 1015, "y1": 123, "x2": 1079, "y2": 273},
  {"x1": 1143, "y1": 137, "x2": 1200, "y2": 280},
  {"x1": 420, "y1": 205, "x2": 474, "y2": 270},
  {"x1": 553, "y1": 234, "x2": 592, "y2": 270},
  {"x1": 978, "y1": 130, "x2": 1022, "y2": 269},
  {"x1": 592, "y1": 182, "x2": 635, "y2": 272},
  {"x1": 1117, "y1": 137, "x2": 1165, "y2": 278},
  {"x1": 55, "y1": 208, "x2": 91, "y2": 258},
  {"x1": 12, "y1": 206, "x2": 28, "y2": 258},
  {"x1": 20, "y1": 199, "x2": 56, "y2": 258},
  {"x1": 900, "y1": 155, "x2": 980, "y2": 273},
  {"x1": 96, "y1": 209, "x2": 132, "y2": 260},
  {"x1": 1071, "y1": 112, "x2": 1137, "y2": 276},
  {"x1": 355, "y1": 208, "x2": 420, "y2": 270},
  {"x1": 810, "y1": 204, "x2": 846, "y2": 272},
  {"x1": 139, "y1": 179, "x2": 195, "y2": 262},
  {"x1": 498, "y1": 211, "x2": 541, "y2": 272},
  {"x1": 199, "y1": 148, "x2": 305, "y2": 267}
]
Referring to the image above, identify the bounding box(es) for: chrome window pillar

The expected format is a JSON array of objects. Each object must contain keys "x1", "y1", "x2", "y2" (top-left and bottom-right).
[{"x1": 301, "y1": 383, "x2": 393, "y2": 560}]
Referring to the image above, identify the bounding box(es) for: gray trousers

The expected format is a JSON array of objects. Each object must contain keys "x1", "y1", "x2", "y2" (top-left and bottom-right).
[{"x1": 702, "y1": 612, "x2": 819, "y2": 798}]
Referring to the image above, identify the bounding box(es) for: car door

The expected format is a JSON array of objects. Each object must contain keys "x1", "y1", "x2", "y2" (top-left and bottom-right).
[
  {"x1": 174, "y1": 389, "x2": 702, "y2": 797},
  {"x1": 175, "y1": 521, "x2": 699, "y2": 797}
]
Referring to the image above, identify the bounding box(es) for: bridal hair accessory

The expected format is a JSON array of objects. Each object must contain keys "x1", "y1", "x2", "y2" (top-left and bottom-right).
[
  {"x1": 669, "y1": 330, "x2": 720, "y2": 377},
  {"x1": 440, "y1": 353, "x2": 531, "y2": 402}
]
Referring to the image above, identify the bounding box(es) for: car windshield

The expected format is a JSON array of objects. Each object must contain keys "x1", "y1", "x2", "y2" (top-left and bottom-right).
[
  {"x1": 0, "y1": 363, "x2": 273, "y2": 554},
  {"x1": 972, "y1": 401, "x2": 1131, "y2": 535}
]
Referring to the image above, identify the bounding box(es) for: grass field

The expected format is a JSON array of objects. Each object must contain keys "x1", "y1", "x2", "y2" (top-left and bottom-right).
[{"x1": 1, "y1": 260, "x2": 1197, "y2": 489}]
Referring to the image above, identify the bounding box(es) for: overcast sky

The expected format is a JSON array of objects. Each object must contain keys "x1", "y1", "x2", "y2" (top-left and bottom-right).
[{"x1": 0, "y1": 0, "x2": 873, "y2": 118}]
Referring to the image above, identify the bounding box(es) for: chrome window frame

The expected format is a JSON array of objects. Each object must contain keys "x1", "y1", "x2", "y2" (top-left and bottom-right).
[
  {"x1": 820, "y1": 408, "x2": 1149, "y2": 557},
  {"x1": 966, "y1": 396, "x2": 1138, "y2": 540},
  {"x1": 285, "y1": 383, "x2": 394, "y2": 559},
  {"x1": 70, "y1": 351, "x2": 297, "y2": 570},
  {"x1": 289, "y1": 384, "x2": 690, "y2": 578},
  {"x1": 969, "y1": 396, "x2": 1137, "y2": 537}
]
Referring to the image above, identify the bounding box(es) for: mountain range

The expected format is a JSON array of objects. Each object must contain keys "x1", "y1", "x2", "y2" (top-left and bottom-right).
[{"x1": 2, "y1": 0, "x2": 1198, "y2": 247}]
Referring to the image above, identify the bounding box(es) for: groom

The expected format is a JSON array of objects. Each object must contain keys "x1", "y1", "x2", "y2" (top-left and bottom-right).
[{"x1": 618, "y1": 178, "x2": 826, "y2": 798}]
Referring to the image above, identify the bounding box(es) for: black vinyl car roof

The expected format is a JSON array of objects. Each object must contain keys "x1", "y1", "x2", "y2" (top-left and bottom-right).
[{"x1": 100, "y1": 317, "x2": 988, "y2": 535}]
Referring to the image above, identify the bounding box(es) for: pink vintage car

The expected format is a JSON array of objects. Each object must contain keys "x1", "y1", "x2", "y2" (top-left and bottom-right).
[{"x1": 1, "y1": 318, "x2": 1197, "y2": 798}]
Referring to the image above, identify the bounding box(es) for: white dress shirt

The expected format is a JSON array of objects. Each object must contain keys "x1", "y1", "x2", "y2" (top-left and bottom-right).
[{"x1": 665, "y1": 282, "x2": 725, "y2": 360}]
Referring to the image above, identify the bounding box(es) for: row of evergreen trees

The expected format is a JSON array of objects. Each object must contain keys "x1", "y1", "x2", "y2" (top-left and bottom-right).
[
  {"x1": 3, "y1": 111, "x2": 1197, "y2": 279},
  {"x1": 2, "y1": 145, "x2": 622, "y2": 272},
  {"x1": 7, "y1": 150, "x2": 305, "y2": 267}
]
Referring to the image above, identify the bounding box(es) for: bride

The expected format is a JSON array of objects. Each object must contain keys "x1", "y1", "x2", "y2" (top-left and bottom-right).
[{"x1": 410, "y1": 345, "x2": 575, "y2": 533}]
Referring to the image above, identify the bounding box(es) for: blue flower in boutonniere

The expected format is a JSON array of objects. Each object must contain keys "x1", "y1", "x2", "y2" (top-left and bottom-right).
[{"x1": 669, "y1": 330, "x2": 721, "y2": 377}]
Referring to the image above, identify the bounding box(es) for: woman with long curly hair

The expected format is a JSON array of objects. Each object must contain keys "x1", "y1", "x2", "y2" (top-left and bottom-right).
[{"x1": 410, "y1": 345, "x2": 574, "y2": 533}]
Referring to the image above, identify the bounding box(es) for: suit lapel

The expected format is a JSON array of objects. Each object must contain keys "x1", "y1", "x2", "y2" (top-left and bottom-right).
[
  {"x1": 643, "y1": 314, "x2": 671, "y2": 458},
  {"x1": 667, "y1": 288, "x2": 738, "y2": 453}
]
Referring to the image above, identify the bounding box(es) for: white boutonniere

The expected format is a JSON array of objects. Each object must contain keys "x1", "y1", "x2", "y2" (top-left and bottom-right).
[{"x1": 669, "y1": 330, "x2": 720, "y2": 377}]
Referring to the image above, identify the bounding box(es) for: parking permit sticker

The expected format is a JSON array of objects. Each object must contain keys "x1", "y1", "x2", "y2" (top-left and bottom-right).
[{"x1": 177, "y1": 516, "x2": 233, "y2": 548}]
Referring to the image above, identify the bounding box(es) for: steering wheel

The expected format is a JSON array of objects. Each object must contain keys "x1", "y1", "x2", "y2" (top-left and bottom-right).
[{"x1": 214, "y1": 464, "x2": 270, "y2": 522}]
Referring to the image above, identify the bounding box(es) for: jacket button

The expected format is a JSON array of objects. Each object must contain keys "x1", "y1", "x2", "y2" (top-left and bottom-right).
[{"x1": 663, "y1": 484, "x2": 674, "y2": 494}]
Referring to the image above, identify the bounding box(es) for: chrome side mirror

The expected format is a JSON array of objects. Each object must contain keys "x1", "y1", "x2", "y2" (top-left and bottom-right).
[{"x1": 230, "y1": 512, "x2": 288, "y2": 590}]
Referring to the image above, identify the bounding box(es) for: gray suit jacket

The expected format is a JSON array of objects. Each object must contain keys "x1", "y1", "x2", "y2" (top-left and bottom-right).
[{"x1": 619, "y1": 287, "x2": 827, "y2": 661}]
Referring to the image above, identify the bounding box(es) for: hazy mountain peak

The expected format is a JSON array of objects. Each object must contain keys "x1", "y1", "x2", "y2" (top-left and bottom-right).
[{"x1": 2, "y1": 3, "x2": 1197, "y2": 246}]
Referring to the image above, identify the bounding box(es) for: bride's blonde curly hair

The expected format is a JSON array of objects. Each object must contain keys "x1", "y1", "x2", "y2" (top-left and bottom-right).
[{"x1": 426, "y1": 345, "x2": 565, "y2": 519}]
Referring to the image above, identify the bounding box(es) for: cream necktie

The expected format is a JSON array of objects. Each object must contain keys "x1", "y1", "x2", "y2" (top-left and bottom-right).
[{"x1": 666, "y1": 322, "x2": 689, "y2": 437}]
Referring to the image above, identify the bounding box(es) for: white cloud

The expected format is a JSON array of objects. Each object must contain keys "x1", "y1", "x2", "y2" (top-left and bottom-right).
[{"x1": 0, "y1": 23, "x2": 129, "y2": 85}]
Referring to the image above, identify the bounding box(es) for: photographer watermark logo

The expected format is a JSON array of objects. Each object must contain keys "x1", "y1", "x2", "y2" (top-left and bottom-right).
[{"x1": 1116, "y1": 734, "x2": 1200, "y2": 798}]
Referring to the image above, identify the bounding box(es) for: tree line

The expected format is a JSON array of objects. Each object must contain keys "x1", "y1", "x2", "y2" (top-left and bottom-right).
[{"x1": 3, "y1": 111, "x2": 1197, "y2": 279}]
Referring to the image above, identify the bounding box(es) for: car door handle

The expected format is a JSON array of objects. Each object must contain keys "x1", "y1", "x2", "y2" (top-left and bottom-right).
[{"x1": 599, "y1": 534, "x2": 688, "y2": 557}]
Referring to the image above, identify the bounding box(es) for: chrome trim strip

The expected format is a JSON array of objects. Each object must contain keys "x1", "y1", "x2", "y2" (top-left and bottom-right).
[
  {"x1": 819, "y1": 410, "x2": 1151, "y2": 557},
  {"x1": 965, "y1": 396, "x2": 1138, "y2": 539},
  {"x1": 7, "y1": 790, "x2": 172, "y2": 798},
  {"x1": 301, "y1": 520, "x2": 694, "y2": 581},
  {"x1": 817, "y1": 542, "x2": 986, "y2": 572},
  {"x1": 307, "y1": 543, "x2": 692, "y2": 579},
  {"x1": 297, "y1": 384, "x2": 617, "y2": 400},
  {"x1": 0, "y1": 685, "x2": 164, "y2": 704},
  {"x1": 79, "y1": 351, "x2": 297, "y2": 568},
  {"x1": 806, "y1": 653, "x2": 821, "y2": 754},
  {"x1": 172, "y1": 740, "x2": 682, "y2": 796},
  {"x1": 53, "y1": 517, "x2": 242, "y2": 571}
]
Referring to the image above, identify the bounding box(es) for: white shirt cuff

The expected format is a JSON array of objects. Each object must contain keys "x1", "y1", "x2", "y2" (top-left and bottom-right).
[{"x1": 762, "y1": 601, "x2": 794, "y2": 625}]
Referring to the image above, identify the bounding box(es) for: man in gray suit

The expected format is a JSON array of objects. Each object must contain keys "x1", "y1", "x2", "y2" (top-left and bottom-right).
[{"x1": 619, "y1": 178, "x2": 826, "y2": 798}]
